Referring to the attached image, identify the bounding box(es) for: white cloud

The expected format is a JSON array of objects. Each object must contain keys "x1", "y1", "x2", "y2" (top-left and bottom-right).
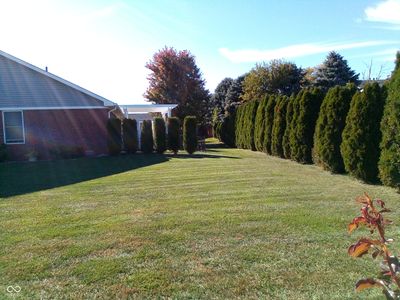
[
  {"x1": 365, "y1": 0, "x2": 400, "y2": 24},
  {"x1": 219, "y1": 41, "x2": 399, "y2": 63}
]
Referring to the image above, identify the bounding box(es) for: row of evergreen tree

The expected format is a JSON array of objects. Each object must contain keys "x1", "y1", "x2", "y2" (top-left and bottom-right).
[
  {"x1": 218, "y1": 55, "x2": 400, "y2": 189},
  {"x1": 107, "y1": 116, "x2": 198, "y2": 155}
]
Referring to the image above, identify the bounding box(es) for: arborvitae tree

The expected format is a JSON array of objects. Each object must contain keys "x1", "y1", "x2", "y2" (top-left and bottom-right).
[
  {"x1": 313, "y1": 84, "x2": 356, "y2": 173},
  {"x1": 167, "y1": 117, "x2": 180, "y2": 154},
  {"x1": 153, "y1": 117, "x2": 167, "y2": 154},
  {"x1": 282, "y1": 94, "x2": 295, "y2": 159},
  {"x1": 314, "y1": 51, "x2": 359, "y2": 91},
  {"x1": 235, "y1": 104, "x2": 244, "y2": 148},
  {"x1": 290, "y1": 88, "x2": 324, "y2": 163},
  {"x1": 107, "y1": 118, "x2": 122, "y2": 155},
  {"x1": 341, "y1": 82, "x2": 386, "y2": 182},
  {"x1": 246, "y1": 100, "x2": 259, "y2": 150},
  {"x1": 263, "y1": 95, "x2": 277, "y2": 154},
  {"x1": 254, "y1": 95, "x2": 268, "y2": 152},
  {"x1": 122, "y1": 118, "x2": 138, "y2": 154},
  {"x1": 289, "y1": 90, "x2": 305, "y2": 160},
  {"x1": 141, "y1": 120, "x2": 154, "y2": 154},
  {"x1": 379, "y1": 54, "x2": 400, "y2": 188},
  {"x1": 219, "y1": 110, "x2": 236, "y2": 147},
  {"x1": 183, "y1": 116, "x2": 197, "y2": 154},
  {"x1": 271, "y1": 95, "x2": 289, "y2": 157}
]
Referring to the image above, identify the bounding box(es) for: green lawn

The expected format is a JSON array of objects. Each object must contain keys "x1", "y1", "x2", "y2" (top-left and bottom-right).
[{"x1": 1, "y1": 142, "x2": 399, "y2": 299}]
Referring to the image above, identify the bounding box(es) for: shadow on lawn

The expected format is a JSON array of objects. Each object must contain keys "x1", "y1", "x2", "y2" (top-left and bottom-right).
[{"x1": 0, "y1": 151, "x2": 239, "y2": 198}]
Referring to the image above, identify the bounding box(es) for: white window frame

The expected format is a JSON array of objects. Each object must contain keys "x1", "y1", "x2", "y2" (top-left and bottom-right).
[{"x1": 2, "y1": 110, "x2": 26, "y2": 144}]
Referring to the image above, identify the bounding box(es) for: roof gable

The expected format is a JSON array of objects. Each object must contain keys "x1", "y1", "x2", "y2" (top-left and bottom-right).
[{"x1": 0, "y1": 50, "x2": 116, "y2": 109}]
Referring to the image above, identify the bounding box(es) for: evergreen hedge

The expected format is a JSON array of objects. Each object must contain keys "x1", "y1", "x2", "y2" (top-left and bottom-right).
[
  {"x1": 290, "y1": 88, "x2": 324, "y2": 164},
  {"x1": 183, "y1": 116, "x2": 197, "y2": 154},
  {"x1": 271, "y1": 95, "x2": 288, "y2": 157},
  {"x1": 140, "y1": 120, "x2": 154, "y2": 154},
  {"x1": 167, "y1": 117, "x2": 180, "y2": 154},
  {"x1": 282, "y1": 94, "x2": 294, "y2": 159},
  {"x1": 263, "y1": 95, "x2": 277, "y2": 154},
  {"x1": 254, "y1": 96, "x2": 268, "y2": 152},
  {"x1": 235, "y1": 100, "x2": 258, "y2": 150},
  {"x1": 341, "y1": 82, "x2": 386, "y2": 182},
  {"x1": 107, "y1": 118, "x2": 122, "y2": 155},
  {"x1": 313, "y1": 84, "x2": 356, "y2": 173},
  {"x1": 379, "y1": 60, "x2": 400, "y2": 189},
  {"x1": 122, "y1": 118, "x2": 138, "y2": 154},
  {"x1": 153, "y1": 117, "x2": 167, "y2": 154}
]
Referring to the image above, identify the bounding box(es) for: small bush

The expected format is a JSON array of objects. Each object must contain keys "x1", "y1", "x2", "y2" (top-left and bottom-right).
[
  {"x1": 341, "y1": 82, "x2": 386, "y2": 183},
  {"x1": 153, "y1": 117, "x2": 167, "y2": 154},
  {"x1": 122, "y1": 118, "x2": 138, "y2": 154},
  {"x1": 107, "y1": 118, "x2": 122, "y2": 155},
  {"x1": 183, "y1": 116, "x2": 197, "y2": 154},
  {"x1": 0, "y1": 143, "x2": 8, "y2": 162},
  {"x1": 167, "y1": 117, "x2": 180, "y2": 154},
  {"x1": 313, "y1": 84, "x2": 356, "y2": 173},
  {"x1": 271, "y1": 95, "x2": 288, "y2": 157},
  {"x1": 141, "y1": 120, "x2": 154, "y2": 154}
]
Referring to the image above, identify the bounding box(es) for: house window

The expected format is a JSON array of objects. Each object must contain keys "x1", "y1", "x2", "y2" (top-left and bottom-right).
[{"x1": 3, "y1": 111, "x2": 25, "y2": 144}]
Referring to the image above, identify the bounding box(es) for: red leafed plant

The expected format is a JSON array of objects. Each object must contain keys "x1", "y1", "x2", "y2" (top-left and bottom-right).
[{"x1": 348, "y1": 193, "x2": 400, "y2": 299}]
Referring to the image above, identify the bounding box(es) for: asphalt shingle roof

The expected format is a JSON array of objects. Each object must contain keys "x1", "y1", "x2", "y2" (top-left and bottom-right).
[{"x1": 0, "y1": 53, "x2": 110, "y2": 108}]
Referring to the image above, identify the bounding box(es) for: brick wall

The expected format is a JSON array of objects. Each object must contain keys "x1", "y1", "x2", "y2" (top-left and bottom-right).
[{"x1": 2, "y1": 108, "x2": 110, "y2": 160}]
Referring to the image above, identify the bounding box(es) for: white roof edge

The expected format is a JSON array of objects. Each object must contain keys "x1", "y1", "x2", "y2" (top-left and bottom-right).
[
  {"x1": 0, "y1": 50, "x2": 117, "y2": 107},
  {"x1": 120, "y1": 104, "x2": 178, "y2": 108}
]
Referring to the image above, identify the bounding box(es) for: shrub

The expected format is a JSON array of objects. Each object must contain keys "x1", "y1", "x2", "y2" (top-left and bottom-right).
[
  {"x1": 282, "y1": 94, "x2": 295, "y2": 159},
  {"x1": 122, "y1": 118, "x2": 138, "y2": 154},
  {"x1": 271, "y1": 95, "x2": 289, "y2": 157},
  {"x1": 313, "y1": 84, "x2": 356, "y2": 173},
  {"x1": 290, "y1": 88, "x2": 324, "y2": 164},
  {"x1": 341, "y1": 82, "x2": 386, "y2": 182},
  {"x1": 0, "y1": 143, "x2": 7, "y2": 162},
  {"x1": 140, "y1": 120, "x2": 154, "y2": 154},
  {"x1": 183, "y1": 116, "x2": 197, "y2": 154},
  {"x1": 107, "y1": 118, "x2": 122, "y2": 155},
  {"x1": 167, "y1": 117, "x2": 180, "y2": 154},
  {"x1": 379, "y1": 58, "x2": 400, "y2": 189},
  {"x1": 263, "y1": 95, "x2": 277, "y2": 154},
  {"x1": 153, "y1": 117, "x2": 167, "y2": 154},
  {"x1": 254, "y1": 95, "x2": 268, "y2": 152}
]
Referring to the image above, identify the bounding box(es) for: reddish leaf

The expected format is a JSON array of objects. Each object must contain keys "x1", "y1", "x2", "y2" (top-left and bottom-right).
[
  {"x1": 355, "y1": 278, "x2": 385, "y2": 292},
  {"x1": 348, "y1": 217, "x2": 367, "y2": 233},
  {"x1": 376, "y1": 199, "x2": 385, "y2": 208},
  {"x1": 348, "y1": 239, "x2": 381, "y2": 258}
]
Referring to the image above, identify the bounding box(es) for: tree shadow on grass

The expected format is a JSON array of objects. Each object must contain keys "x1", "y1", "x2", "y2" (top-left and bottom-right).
[
  {"x1": 165, "y1": 153, "x2": 240, "y2": 159},
  {"x1": 0, "y1": 154, "x2": 168, "y2": 198},
  {"x1": 0, "y1": 151, "x2": 240, "y2": 198}
]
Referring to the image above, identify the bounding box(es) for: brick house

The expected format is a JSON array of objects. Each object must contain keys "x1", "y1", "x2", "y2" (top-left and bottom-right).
[{"x1": 0, "y1": 50, "x2": 121, "y2": 160}]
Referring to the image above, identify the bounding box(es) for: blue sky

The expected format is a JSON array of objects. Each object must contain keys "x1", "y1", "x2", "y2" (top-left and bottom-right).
[{"x1": 1, "y1": 0, "x2": 399, "y2": 104}]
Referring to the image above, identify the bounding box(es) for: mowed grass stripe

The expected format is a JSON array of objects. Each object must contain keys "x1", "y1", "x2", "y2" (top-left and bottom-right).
[{"x1": 0, "y1": 144, "x2": 399, "y2": 299}]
